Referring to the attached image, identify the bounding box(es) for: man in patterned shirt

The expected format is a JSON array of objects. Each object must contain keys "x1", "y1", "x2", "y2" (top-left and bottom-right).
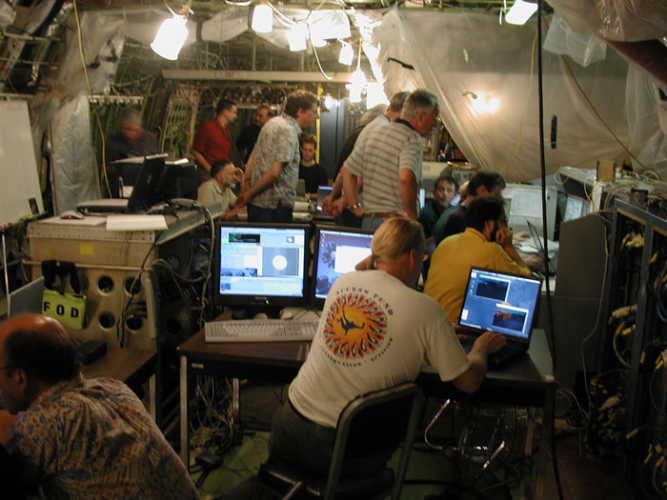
[
  {"x1": 236, "y1": 90, "x2": 319, "y2": 223},
  {"x1": 341, "y1": 89, "x2": 440, "y2": 230},
  {"x1": 0, "y1": 314, "x2": 199, "y2": 499}
]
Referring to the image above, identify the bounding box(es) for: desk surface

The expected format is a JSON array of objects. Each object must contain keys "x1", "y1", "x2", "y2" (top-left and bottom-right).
[
  {"x1": 81, "y1": 346, "x2": 157, "y2": 387},
  {"x1": 178, "y1": 324, "x2": 556, "y2": 397}
]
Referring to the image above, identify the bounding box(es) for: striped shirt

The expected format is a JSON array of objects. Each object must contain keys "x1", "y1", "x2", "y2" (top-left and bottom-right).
[{"x1": 344, "y1": 119, "x2": 423, "y2": 214}]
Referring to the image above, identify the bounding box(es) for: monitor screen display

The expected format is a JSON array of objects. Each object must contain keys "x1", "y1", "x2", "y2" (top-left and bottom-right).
[
  {"x1": 563, "y1": 195, "x2": 589, "y2": 222},
  {"x1": 215, "y1": 222, "x2": 310, "y2": 308},
  {"x1": 311, "y1": 226, "x2": 374, "y2": 306}
]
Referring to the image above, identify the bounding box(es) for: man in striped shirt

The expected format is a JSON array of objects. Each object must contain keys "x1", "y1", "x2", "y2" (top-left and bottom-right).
[{"x1": 340, "y1": 89, "x2": 440, "y2": 230}]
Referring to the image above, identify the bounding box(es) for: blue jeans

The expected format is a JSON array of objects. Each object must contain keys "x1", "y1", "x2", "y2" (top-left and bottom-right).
[{"x1": 248, "y1": 203, "x2": 293, "y2": 223}]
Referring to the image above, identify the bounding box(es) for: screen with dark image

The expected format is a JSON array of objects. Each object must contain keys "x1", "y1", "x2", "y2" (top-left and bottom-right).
[
  {"x1": 127, "y1": 155, "x2": 167, "y2": 213},
  {"x1": 311, "y1": 226, "x2": 374, "y2": 305},
  {"x1": 215, "y1": 222, "x2": 309, "y2": 308},
  {"x1": 459, "y1": 268, "x2": 542, "y2": 341}
]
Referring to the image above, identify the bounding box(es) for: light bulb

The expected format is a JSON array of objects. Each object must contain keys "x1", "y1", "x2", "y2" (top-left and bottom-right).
[
  {"x1": 151, "y1": 15, "x2": 189, "y2": 60},
  {"x1": 338, "y1": 42, "x2": 353, "y2": 65},
  {"x1": 251, "y1": 3, "x2": 273, "y2": 33},
  {"x1": 350, "y1": 68, "x2": 366, "y2": 88},
  {"x1": 288, "y1": 24, "x2": 307, "y2": 51},
  {"x1": 505, "y1": 0, "x2": 538, "y2": 25}
]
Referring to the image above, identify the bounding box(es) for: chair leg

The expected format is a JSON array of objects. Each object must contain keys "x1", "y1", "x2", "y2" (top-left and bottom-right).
[{"x1": 282, "y1": 481, "x2": 305, "y2": 500}]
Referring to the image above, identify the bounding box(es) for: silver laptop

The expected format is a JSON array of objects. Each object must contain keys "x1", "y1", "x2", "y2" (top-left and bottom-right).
[
  {"x1": 8, "y1": 277, "x2": 45, "y2": 316},
  {"x1": 527, "y1": 220, "x2": 557, "y2": 275},
  {"x1": 459, "y1": 268, "x2": 542, "y2": 367},
  {"x1": 296, "y1": 179, "x2": 306, "y2": 198}
]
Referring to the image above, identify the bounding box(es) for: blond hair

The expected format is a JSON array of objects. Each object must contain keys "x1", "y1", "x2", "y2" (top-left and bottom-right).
[{"x1": 356, "y1": 218, "x2": 425, "y2": 271}]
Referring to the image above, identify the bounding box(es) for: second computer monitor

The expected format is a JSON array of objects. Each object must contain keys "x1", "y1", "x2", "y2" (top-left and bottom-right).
[
  {"x1": 311, "y1": 226, "x2": 374, "y2": 307},
  {"x1": 215, "y1": 222, "x2": 310, "y2": 311}
]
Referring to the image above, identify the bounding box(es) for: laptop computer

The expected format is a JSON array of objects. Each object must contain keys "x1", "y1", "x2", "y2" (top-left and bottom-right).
[
  {"x1": 527, "y1": 220, "x2": 557, "y2": 275},
  {"x1": 314, "y1": 185, "x2": 334, "y2": 221},
  {"x1": 8, "y1": 277, "x2": 45, "y2": 316},
  {"x1": 458, "y1": 267, "x2": 542, "y2": 367}
]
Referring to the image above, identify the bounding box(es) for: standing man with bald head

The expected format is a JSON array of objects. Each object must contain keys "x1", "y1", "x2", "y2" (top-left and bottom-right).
[{"x1": 0, "y1": 314, "x2": 199, "y2": 499}]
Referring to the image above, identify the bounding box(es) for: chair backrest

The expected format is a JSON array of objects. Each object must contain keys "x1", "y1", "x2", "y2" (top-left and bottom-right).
[{"x1": 325, "y1": 382, "x2": 424, "y2": 499}]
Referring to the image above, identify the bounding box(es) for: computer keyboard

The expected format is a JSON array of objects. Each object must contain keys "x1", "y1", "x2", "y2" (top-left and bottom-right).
[{"x1": 205, "y1": 319, "x2": 319, "y2": 343}]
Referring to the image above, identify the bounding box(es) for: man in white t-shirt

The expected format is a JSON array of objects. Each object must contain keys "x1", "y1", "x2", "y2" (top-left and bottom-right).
[{"x1": 268, "y1": 218, "x2": 505, "y2": 476}]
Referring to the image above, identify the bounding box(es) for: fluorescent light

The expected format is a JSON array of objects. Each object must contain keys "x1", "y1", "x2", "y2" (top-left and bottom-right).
[
  {"x1": 505, "y1": 0, "x2": 538, "y2": 25},
  {"x1": 338, "y1": 42, "x2": 353, "y2": 65},
  {"x1": 151, "y1": 15, "x2": 189, "y2": 60},
  {"x1": 288, "y1": 24, "x2": 307, "y2": 51},
  {"x1": 251, "y1": 2, "x2": 273, "y2": 33}
]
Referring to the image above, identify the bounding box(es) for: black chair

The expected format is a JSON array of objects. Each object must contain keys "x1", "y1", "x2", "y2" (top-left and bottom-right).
[{"x1": 259, "y1": 382, "x2": 424, "y2": 500}]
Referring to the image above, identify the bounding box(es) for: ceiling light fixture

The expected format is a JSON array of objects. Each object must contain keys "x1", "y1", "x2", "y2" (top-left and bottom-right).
[
  {"x1": 150, "y1": 0, "x2": 193, "y2": 60},
  {"x1": 251, "y1": 0, "x2": 273, "y2": 33},
  {"x1": 505, "y1": 0, "x2": 538, "y2": 25}
]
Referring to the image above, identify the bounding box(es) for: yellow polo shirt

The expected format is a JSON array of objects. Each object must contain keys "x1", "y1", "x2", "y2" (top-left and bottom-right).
[{"x1": 424, "y1": 227, "x2": 531, "y2": 322}]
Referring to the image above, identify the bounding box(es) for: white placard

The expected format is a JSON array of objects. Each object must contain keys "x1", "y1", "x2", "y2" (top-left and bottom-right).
[{"x1": 0, "y1": 101, "x2": 43, "y2": 227}]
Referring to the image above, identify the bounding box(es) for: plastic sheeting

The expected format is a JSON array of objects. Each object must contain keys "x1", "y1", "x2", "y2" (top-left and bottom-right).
[
  {"x1": 547, "y1": 0, "x2": 667, "y2": 42},
  {"x1": 56, "y1": 11, "x2": 125, "y2": 97},
  {"x1": 374, "y1": 7, "x2": 666, "y2": 181},
  {"x1": 50, "y1": 94, "x2": 100, "y2": 214}
]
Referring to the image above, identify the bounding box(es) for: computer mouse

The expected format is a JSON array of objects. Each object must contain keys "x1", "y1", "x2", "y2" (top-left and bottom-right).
[
  {"x1": 60, "y1": 210, "x2": 84, "y2": 220},
  {"x1": 254, "y1": 312, "x2": 269, "y2": 320}
]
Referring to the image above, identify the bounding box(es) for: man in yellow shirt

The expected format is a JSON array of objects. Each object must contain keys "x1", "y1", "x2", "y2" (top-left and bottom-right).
[{"x1": 424, "y1": 196, "x2": 531, "y2": 322}]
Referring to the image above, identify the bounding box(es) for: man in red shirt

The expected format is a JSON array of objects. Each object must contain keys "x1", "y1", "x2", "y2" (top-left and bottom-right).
[{"x1": 192, "y1": 98, "x2": 238, "y2": 180}]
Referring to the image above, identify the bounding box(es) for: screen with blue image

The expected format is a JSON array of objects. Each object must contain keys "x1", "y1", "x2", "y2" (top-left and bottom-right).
[
  {"x1": 459, "y1": 268, "x2": 542, "y2": 341},
  {"x1": 312, "y1": 227, "x2": 374, "y2": 302}
]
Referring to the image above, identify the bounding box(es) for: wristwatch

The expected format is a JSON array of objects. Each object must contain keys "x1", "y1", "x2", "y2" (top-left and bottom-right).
[{"x1": 348, "y1": 203, "x2": 362, "y2": 211}]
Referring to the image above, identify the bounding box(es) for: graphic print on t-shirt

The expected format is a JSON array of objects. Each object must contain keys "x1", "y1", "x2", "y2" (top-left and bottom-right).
[{"x1": 323, "y1": 290, "x2": 388, "y2": 360}]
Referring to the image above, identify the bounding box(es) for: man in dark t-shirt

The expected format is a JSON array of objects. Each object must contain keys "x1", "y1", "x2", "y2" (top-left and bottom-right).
[{"x1": 298, "y1": 134, "x2": 329, "y2": 200}]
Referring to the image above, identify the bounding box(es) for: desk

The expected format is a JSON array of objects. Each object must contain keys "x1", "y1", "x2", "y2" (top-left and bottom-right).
[
  {"x1": 178, "y1": 328, "x2": 556, "y2": 499},
  {"x1": 82, "y1": 347, "x2": 158, "y2": 419}
]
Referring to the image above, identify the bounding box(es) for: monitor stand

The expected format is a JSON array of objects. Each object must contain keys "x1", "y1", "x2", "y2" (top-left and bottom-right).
[{"x1": 230, "y1": 306, "x2": 282, "y2": 320}]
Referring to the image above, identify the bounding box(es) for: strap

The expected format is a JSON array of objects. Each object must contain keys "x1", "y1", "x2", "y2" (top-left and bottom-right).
[
  {"x1": 41, "y1": 260, "x2": 60, "y2": 290},
  {"x1": 58, "y1": 262, "x2": 82, "y2": 295}
]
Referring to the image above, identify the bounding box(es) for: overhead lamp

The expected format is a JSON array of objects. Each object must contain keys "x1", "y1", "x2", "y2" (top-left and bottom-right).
[
  {"x1": 288, "y1": 23, "x2": 307, "y2": 51},
  {"x1": 323, "y1": 95, "x2": 337, "y2": 111},
  {"x1": 251, "y1": 1, "x2": 273, "y2": 33},
  {"x1": 505, "y1": 0, "x2": 538, "y2": 25},
  {"x1": 349, "y1": 88, "x2": 362, "y2": 103},
  {"x1": 151, "y1": 0, "x2": 193, "y2": 60},
  {"x1": 350, "y1": 68, "x2": 366, "y2": 88},
  {"x1": 338, "y1": 42, "x2": 354, "y2": 65},
  {"x1": 151, "y1": 12, "x2": 190, "y2": 60}
]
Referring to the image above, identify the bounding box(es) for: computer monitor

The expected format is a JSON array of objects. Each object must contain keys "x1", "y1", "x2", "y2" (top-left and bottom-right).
[
  {"x1": 563, "y1": 194, "x2": 590, "y2": 222},
  {"x1": 157, "y1": 159, "x2": 198, "y2": 201},
  {"x1": 311, "y1": 226, "x2": 374, "y2": 307},
  {"x1": 127, "y1": 155, "x2": 167, "y2": 213},
  {"x1": 214, "y1": 222, "x2": 310, "y2": 314},
  {"x1": 502, "y1": 184, "x2": 558, "y2": 241}
]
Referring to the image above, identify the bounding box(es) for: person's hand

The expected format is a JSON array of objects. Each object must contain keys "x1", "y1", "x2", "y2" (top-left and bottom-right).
[
  {"x1": 322, "y1": 194, "x2": 333, "y2": 214},
  {"x1": 329, "y1": 198, "x2": 348, "y2": 217},
  {"x1": 472, "y1": 331, "x2": 507, "y2": 355},
  {"x1": 235, "y1": 192, "x2": 250, "y2": 208},
  {"x1": 221, "y1": 208, "x2": 239, "y2": 219},
  {"x1": 495, "y1": 226, "x2": 514, "y2": 249},
  {"x1": 521, "y1": 251, "x2": 545, "y2": 271},
  {"x1": 352, "y1": 206, "x2": 366, "y2": 218}
]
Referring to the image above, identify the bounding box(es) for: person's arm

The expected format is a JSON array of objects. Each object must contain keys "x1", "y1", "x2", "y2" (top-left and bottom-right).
[
  {"x1": 398, "y1": 169, "x2": 418, "y2": 220},
  {"x1": 495, "y1": 226, "x2": 530, "y2": 270},
  {"x1": 451, "y1": 331, "x2": 506, "y2": 393},
  {"x1": 192, "y1": 149, "x2": 212, "y2": 174},
  {"x1": 0, "y1": 410, "x2": 18, "y2": 444},
  {"x1": 236, "y1": 160, "x2": 284, "y2": 207},
  {"x1": 341, "y1": 166, "x2": 364, "y2": 217}
]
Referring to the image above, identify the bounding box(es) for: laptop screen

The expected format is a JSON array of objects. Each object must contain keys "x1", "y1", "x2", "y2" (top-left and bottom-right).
[
  {"x1": 459, "y1": 268, "x2": 542, "y2": 342},
  {"x1": 316, "y1": 186, "x2": 333, "y2": 212}
]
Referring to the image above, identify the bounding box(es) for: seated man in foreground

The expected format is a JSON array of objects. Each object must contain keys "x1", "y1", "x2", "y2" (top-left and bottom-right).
[
  {"x1": 0, "y1": 314, "x2": 199, "y2": 499},
  {"x1": 424, "y1": 196, "x2": 531, "y2": 323},
  {"x1": 268, "y1": 218, "x2": 505, "y2": 475}
]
